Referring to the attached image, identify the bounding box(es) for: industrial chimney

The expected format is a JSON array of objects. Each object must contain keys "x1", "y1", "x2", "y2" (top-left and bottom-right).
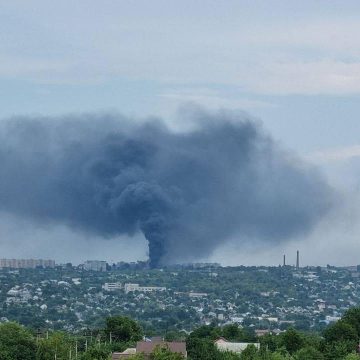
[{"x1": 296, "y1": 250, "x2": 300, "y2": 270}]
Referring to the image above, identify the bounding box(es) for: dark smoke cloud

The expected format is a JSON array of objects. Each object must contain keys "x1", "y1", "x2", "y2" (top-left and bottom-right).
[{"x1": 0, "y1": 107, "x2": 334, "y2": 267}]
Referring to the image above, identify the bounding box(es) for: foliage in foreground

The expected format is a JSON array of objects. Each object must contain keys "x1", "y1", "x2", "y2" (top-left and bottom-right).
[{"x1": 1, "y1": 307, "x2": 360, "y2": 359}]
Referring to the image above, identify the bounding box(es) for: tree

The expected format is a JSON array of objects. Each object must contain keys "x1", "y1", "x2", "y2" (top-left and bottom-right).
[
  {"x1": 0, "y1": 322, "x2": 36, "y2": 360},
  {"x1": 343, "y1": 354, "x2": 359, "y2": 360},
  {"x1": 323, "y1": 322, "x2": 358, "y2": 358},
  {"x1": 79, "y1": 345, "x2": 111, "y2": 360},
  {"x1": 294, "y1": 346, "x2": 323, "y2": 360},
  {"x1": 189, "y1": 325, "x2": 221, "y2": 341},
  {"x1": 104, "y1": 316, "x2": 143, "y2": 343},
  {"x1": 343, "y1": 308, "x2": 360, "y2": 337},
  {"x1": 240, "y1": 344, "x2": 258, "y2": 360},
  {"x1": 323, "y1": 321, "x2": 358, "y2": 345},
  {"x1": 186, "y1": 338, "x2": 220, "y2": 360},
  {"x1": 323, "y1": 341, "x2": 356, "y2": 360},
  {"x1": 150, "y1": 345, "x2": 185, "y2": 359},
  {"x1": 221, "y1": 324, "x2": 255, "y2": 343},
  {"x1": 222, "y1": 324, "x2": 243, "y2": 341},
  {"x1": 270, "y1": 353, "x2": 292, "y2": 360},
  {"x1": 128, "y1": 354, "x2": 145, "y2": 360},
  {"x1": 164, "y1": 331, "x2": 186, "y2": 342},
  {"x1": 219, "y1": 351, "x2": 241, "y2": 360},
  {"x1": 260, "y1": 334, "x2": 279, "y2": 352},
  {"x1": 36, "y1": 332, "x2": 73, "y2": 360},
  {"x1": 280, "y1": 328, "x2": 303, "y2": 354}
]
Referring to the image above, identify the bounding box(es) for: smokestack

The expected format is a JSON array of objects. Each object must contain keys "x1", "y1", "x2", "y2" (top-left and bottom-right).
[
  {"x1": 296, "y1": 250, "x2": 300, "y2": 270},
  {"x1": 283, "y1": 254, "x2": 286, "y2": 267}
]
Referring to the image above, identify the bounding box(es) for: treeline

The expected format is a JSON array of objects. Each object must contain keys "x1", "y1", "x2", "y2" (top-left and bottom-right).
[
  {"x1": 185, "y1": 308, "x2": 360, "y2": 360},
  {"x1": 0, "y1": 316, "x2": 142, "y2": 360},
  {"x1": 2, "y1": 308, "x2": 360, "y2": 359}
]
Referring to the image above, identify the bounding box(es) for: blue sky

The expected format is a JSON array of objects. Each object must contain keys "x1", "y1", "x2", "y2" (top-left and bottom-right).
[{"x1": 1, "y1": 0, "x2": 360, "y2": 265}]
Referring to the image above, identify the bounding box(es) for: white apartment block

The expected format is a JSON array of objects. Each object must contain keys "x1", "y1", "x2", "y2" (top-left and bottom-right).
[
  {"x1": 103, "y1": 282, "x2": 123, "y2": 291},
  {"x1": 124, "y1": 283, "x2": 166, "y2": 294},
  {"x1": 0, "y1": 259, "x2": 55, "y2": 269}
]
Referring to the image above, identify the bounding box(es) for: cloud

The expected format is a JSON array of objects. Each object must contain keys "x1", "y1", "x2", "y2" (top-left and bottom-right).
[
  {"x1": 158, "y1": 88, "x2": 276, "y2": 110},
  {"x1": 245, "y1": 60, "x2": 360, "y2": 95},
  {"x1": 1, "y1": 3, "x2": 360, "y2": 94},
  {"x1": 307, "y1": 145, "x2": 360, "y2": 164}
]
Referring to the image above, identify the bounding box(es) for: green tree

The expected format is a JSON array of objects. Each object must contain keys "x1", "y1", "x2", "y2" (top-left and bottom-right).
[
  {"x1": 79, "y1": 345, "x2": 111, "y2": 360},
  {"x1": 128, "y1": 354, "x2": 145, "y2": 360},
  {"x1": 280, "y1": 328, "x2": 303, "y2": 354},
  {"x1": 240, "y1": 344, "x2": 258, "y2": 360},
  {"x1": 323, "y1": 341, "x2": 355, "y2": 360},
  {"x1": 323, "y1": 321, "x2": 358, "y2": 345},
  {"x1": 164, "y1": 331, "x2": 186, "y2": 342},
  {"x1": 343, "y1": 354, "x2": 359, "y2": 360},
  {"x1": 222, "y1": 325, "x2": 243, "y2": 341},
  {"x1": 294, "y1": 346, "x2": 323, "y2": 360},
  {"x1": 189, "y1": 325, "x2": 221, "y2": 341},
  {"x1": 104, "y1": 316, "x2": 143, "y2": 343},
  {"x1": 36, "y1": 332, "x2": 73, "y2": 360},
  {"x1": 259, "y1": 334, "x2": 279, "y2": 352},
  {"x1": 186, "y1": 338, "x2": 220, "y2": 360},
  {"x1": 219, "y1": 351, "x2": 241, "y2": 360},
  {"x1": 322, "y1": 310, "x2": 360, "y2": 359},
  {"x1": 0, "y1": 322, "x2": 36, "y2": 360},
  {"x1": 270, "y1": 353, "x2": 292, "y2": 360},
  {"x1": 343, "y1": 308, "x2": 360, "y2": 337},
  {"x1": 150, "y1": 345, "x2": 185, "y2": 359}
]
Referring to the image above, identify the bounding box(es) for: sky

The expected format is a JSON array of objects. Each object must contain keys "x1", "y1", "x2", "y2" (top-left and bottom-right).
[{"x1": 1, "y1": 0, "x2": 360, "y2": 266}]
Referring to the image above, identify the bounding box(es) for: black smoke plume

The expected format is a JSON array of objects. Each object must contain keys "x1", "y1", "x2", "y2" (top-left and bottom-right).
[{"x1": 0, "y1": 108, "x2": 333, "y2": 267}]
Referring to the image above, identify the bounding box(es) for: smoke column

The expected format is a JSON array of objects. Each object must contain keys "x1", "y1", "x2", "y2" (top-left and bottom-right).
[{"x1": 0, "y1": 108, "x2": 334, "y2": 267}]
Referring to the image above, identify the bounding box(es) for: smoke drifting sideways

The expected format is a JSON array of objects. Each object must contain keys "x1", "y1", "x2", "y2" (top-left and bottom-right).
[{"x1": 0, "y1": 108, "x2": 334, "y2": 268}]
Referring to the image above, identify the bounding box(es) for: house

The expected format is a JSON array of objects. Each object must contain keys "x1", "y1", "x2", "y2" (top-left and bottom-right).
[
  {"x1": 113, "y1": 340, "x2": 187, "y2": 359},
  {"x1": 112, "y1": 348, "x2": 136, "y2": 359},
  {"x1": 255, "y1": 329, "x2": 271, "y2": 337},
  {"x1": 215, "y1": 338, "x2": 260, "y2": 354}
]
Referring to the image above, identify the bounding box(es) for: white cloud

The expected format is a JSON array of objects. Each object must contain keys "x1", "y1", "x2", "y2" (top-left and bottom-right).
[
  {"x1": 245, "y1": 60, "x2": 360, "y2": 95},
  {"x1": 158, "y1": 88, "x2": 276, "y2": 110},
  {"x1": 308, "y1": 145, "x2": 360, "y2": 164},
  {"x1": 1, "y1": 3, "x2": 360, "y2": 95}
]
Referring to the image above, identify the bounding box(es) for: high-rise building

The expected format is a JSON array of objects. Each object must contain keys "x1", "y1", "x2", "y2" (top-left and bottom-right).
[
  {"x1": 0, "y1": 259, "x2": 55, "y2": 269},
  {"x1": 84, "y1": 260, "x2": 107, "y2": 272}
]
